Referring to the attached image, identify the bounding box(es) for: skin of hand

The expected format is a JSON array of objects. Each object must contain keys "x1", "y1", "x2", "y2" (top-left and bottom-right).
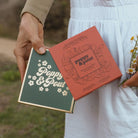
[
  {"x1": 122, "y1": 72, "x2": 138, "y2": 88},
  {"x1": 14, "y1": 13, "x2": 47, "y2": 82}
]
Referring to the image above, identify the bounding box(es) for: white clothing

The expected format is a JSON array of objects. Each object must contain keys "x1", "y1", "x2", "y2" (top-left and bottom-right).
[{"x1": 64, "y1": 0, "x2": 138, "y2": 138}]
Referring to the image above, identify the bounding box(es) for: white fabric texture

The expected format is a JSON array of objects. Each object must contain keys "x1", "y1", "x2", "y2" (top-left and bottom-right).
[{"x1": 64, "y1": 0, "x2": 138, "y2": 138}]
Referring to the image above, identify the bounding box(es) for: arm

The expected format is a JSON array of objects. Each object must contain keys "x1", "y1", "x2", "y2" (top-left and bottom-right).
[
  {"x1": 21, "y1": 0, "x2": 54, "y2": 25},
  {"x1": 14, "y1": 0, "x2": 54, "y2": 82}
]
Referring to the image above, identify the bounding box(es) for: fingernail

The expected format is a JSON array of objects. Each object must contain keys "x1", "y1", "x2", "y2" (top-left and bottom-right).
[{"x1": 39, "y1": 47, "x2": 45, "y2": 54}]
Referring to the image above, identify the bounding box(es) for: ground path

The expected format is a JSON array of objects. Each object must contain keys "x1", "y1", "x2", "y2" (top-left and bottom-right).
[
  {"x1": 0, "y1": 37, "x2": 16, "y2": 62},
  {"x1": 0, "y1": 37, "x2": 53, "y2": 63}
]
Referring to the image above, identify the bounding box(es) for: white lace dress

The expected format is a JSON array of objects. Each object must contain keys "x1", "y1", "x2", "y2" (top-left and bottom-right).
[{"x1": 64, "y1": 0, "x2": 138, "y2": 138}]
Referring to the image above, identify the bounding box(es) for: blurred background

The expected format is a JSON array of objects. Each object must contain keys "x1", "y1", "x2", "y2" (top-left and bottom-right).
[{"x1": 0, "y1": 0, "x2": 70, "y2": 137}]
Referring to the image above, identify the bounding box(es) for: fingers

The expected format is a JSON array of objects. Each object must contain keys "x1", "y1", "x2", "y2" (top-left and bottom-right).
[
  {"x1": 122, "y1": 72, "x2": 138, "y2": 88},
  {"x1": 31, "y1": 36, "x2": 46, "y2": 54},
  {"x1": 14, "y1": 48, "x2": 25, "y2": 82},
  {"x1": 15, "y1": 13, "x2": 47, "y2": 82},
  {"x1": 16, "y1": 56, "x2": 26, "y2": 83}
]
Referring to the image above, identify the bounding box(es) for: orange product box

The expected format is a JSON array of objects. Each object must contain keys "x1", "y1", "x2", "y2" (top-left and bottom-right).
[{"x1": 49, "y1": 26, "x2": 122, "y2": 100}]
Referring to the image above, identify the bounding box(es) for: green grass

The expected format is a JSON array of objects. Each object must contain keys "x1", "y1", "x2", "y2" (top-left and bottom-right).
[{"x1": 0, "y1": 62, "x2": 65, "y2": 138}]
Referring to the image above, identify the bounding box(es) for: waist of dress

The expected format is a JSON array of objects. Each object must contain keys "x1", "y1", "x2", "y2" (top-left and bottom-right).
[
  {"x1": 70, "y1": 5, "x2": 138, "y2": 20},
  {"x1": 70, "y1": 0, "x2": 138, "y2": 8}
]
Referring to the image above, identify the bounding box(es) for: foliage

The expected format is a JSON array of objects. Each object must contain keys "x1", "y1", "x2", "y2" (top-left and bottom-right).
[
  {"x1": 120, "y1": 35, "x2": 138, "y2": 86},
  {"x1": 1, "y1": 70, "x2": 20, "y2": 82}
]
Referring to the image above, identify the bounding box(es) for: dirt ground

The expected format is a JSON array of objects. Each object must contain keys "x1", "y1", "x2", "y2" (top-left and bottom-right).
[
  {"x1": 0, "y1": 37, "x2": 16, "y2": 62},
  {"x1": 0, "y1": 37, "x2": 53, "y2": 63}
]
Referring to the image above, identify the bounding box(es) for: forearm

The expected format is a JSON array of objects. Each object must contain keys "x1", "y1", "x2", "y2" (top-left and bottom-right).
[{"x1": 21, "y1": 0, "x2": 54, "y2": 25}]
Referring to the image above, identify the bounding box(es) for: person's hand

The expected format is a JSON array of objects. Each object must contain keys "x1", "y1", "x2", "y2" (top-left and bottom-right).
[
  {"x1": 122, "y1": 72, "x2": 138, "y2": 88},
  {"x1": 14, "y1": 13, "x2": 47, "y2": 82}
]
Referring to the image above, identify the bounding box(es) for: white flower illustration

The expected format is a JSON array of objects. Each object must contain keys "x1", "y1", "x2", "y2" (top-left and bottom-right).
[
  {"x1": 42, "y1": 60, "x2": 48, "y2": 66},
  {"x1": 45, "y1": 88, "x2": 49, "y2": 92},
  {"x1": 28, "y1": 80, "x2": 34, "y2": 86},
  {"x1": 66, "y1": 87, "x2": 69, "y2": 90},
  {"x1": 62, "y1": 90, "x2": 68, "y2": 96},
  {"x1": 32, "y1": 76, "x2": 37, "y2": 80},
  {"x1": 38, "y1": 63, "x2": 41, "y2": 67},
  {"x1": 39, "y1": 87, "x2": 44, "y2": 92},
  {"x1": 38, "y1": 60, "x2": 41, "y2": 62},
  {"x1": 28, "y1": 75, "x2": 31, "y2": 79},
  {"x1": 47, "y1": 65, "x2": 51, "y2": 69},
  {"x1": 57, "y1": 88, "x2": 62, "y2": 93}
]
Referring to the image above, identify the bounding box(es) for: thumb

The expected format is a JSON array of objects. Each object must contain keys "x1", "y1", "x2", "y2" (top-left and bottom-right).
[{"x1": 31, "y1": 37, "x2": 46, "y2": 54}]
